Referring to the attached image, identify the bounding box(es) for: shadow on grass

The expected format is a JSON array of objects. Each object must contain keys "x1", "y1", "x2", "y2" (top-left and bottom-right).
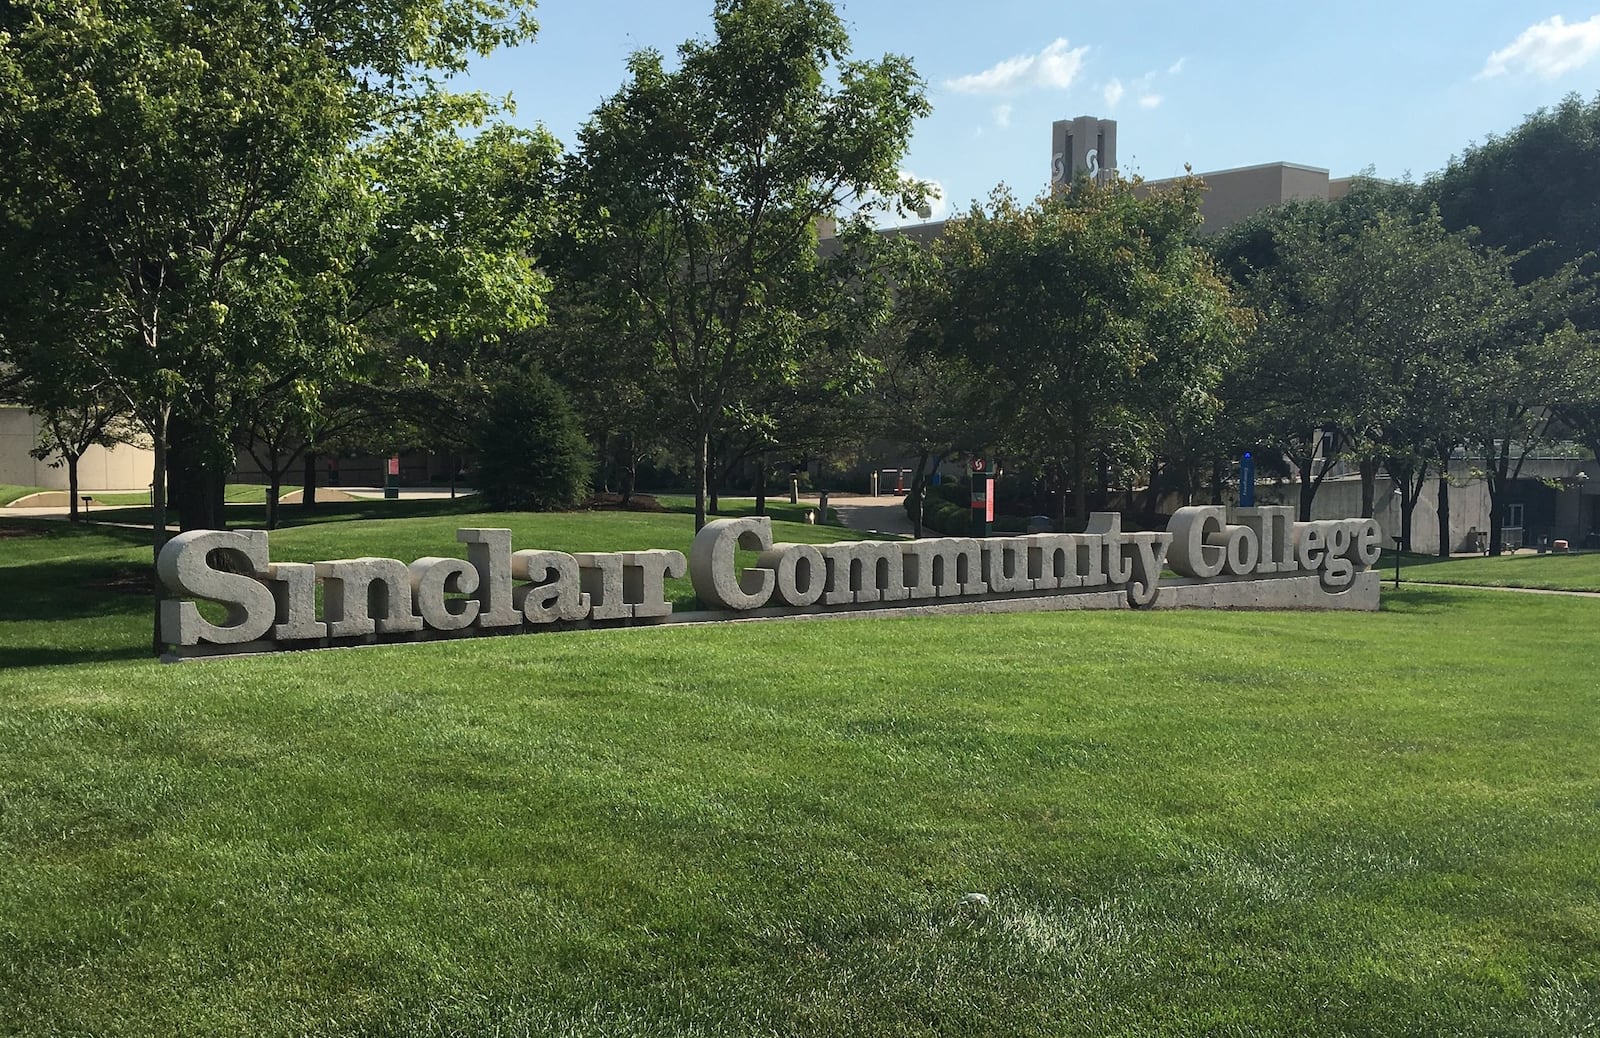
[
  {"x1": 0, "y1": 644, "x2": 153, "y2": 669},
  {"x1": 87, "y1": 496, "x2": 488, "y2": 529},
  {"x1": 1377, "y1": 550, "x2": 1462, "y2": 570},
  {"x1": 2, "y1": 516, "x2": 152, "y2": 547},
  {"x1": 1, "y1": 539, "x2": 156, "y2": 666},
  {"x1": 1380, "y1": 585, "x2": 1491, "y2": 614}
]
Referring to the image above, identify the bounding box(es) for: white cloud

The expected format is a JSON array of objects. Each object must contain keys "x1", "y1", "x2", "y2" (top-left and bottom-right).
[
  {"x1": 994, "y1": 103, "x2": 1013, "y2": 128},
  {"x1": 1103, "y1": 78, "x2": 1125, "y2": 107},
  {"x1": 850, "y1": 170, "x2": 948, "y2": 229},
  {"x1": 870, "y1": 170, "x2": 948, "y2": 227},
  {"x1": 1167, "y1": 57, "x2": 1187, "y2": 76},
  {"x1": 1479, "y1": 14, "x2": 1600, "y2": 80},
  {"x1": 946, "y1": 38, "x2": 1089, "y2": 94},
  {"x1": 1139, "y1": 93, "x2": 1163, "y2": 109},
  {"x1": 903, "y1": 170, "x2": 948, "y2": 221}
]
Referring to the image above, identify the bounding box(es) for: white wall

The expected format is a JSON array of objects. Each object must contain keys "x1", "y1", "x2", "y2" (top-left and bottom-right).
[
  {"x1": 1242, "y1": 466, "x2": 1494, "y2": 555},
  {"x1": 0, "y1": 405, "x2": 153, "y2": 491}
]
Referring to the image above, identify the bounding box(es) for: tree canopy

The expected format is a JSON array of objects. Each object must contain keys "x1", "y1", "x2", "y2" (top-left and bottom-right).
[
  {"x1": 926, "y1": 176, "x2": 1251, "y2": 525},
  {"x1": 0, "y1": 0, "x2": 549, "y2": 648},
  {"x1": 566, "y1": 0, "x2": 930, "y2": 529}
]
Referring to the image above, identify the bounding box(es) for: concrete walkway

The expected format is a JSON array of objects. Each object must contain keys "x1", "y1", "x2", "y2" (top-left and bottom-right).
[
  {"x1": 1402, "y1": 582, "x2": 1600, "y2": 599},
  {"x1": 2, "y1": 486, "x2": 476, "y2": 522},
  {"x1": 821, "y1": 494, "x2": 916, "y2": 538}
]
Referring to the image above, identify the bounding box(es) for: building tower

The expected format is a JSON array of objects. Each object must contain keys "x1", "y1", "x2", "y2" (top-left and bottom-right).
[{"x1": 1051, "y1": 116, "x2": 1117, "y2": 190}]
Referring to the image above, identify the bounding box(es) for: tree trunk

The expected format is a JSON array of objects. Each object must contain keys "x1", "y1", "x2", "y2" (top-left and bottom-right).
[
  {"x1": 1436, "y1": 450, "x2": 1452, "y2": 559},
  {"x1": 171, "y1": 459, "x2": 227, "y2": 532},
  {"x1": 1391, "y1": 459, "x2": 1427, "y2": 553},
  {"x1": 754, "y1": 453, "x2": 768, "y2": 517},
  {"x1": 302, "y1": 452, "x2": 319, "y2": 510},
  {"x1": 1486, "y1": 441, "x2": 1509, "y2": 557},
  {"x1": 449, "y1": 453, "x2": 458, "y2": 500},
  {"x1": 67, "y1": 453, "x2": 81, "y2": 523},
  {"x1": 1486, "y1": 471, "x2": 1504, "y2": 555},
  {"x1": 1142, "y1": 461, "x2": 1162, "y2": 516},
  {"x1": 169, "y1": 415, "x2": 228, "y2": 532},
  {"x1": 1298, "y1": 461, "x2": 1316, "y2": 523},
  {"x1": 1209, "y1": 457, "x2": 1225, "y2": 506},
  {"x1": 908, "y1": 448, "x2": 931, "y2": 539},
  {"x1": 694, "y1": 430, "x2": 709, "y2": 532},
  {"x1": 1359, "y1": 458, "x2": 1380, "y2": 518},
  {"x1": 1071, "y1": 439, "x2": 1088, "y2": 522},
  {"x1": 266, "y1": 476, "x2": 281, "y2": 531},
  {"x1": 212, "y1": 475, "x2": 226, "y2": 530},
  {"x1": 1056, "y1": 460, "x2": 1070, "y2": 531},
  {"x1": 620, "y1": 434, "x2": 637, "y2": 506},
  {"x1": 151, "y1": 416, "x2": 170, "y2": 656}
]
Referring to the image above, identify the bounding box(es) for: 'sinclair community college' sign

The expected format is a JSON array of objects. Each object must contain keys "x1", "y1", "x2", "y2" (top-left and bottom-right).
[{"x1": 158, "y1": 506, "x2": 1384, "y2": 658}]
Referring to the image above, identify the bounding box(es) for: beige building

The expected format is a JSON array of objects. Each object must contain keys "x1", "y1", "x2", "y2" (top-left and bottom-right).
[
  {"x1": 0, "y1": 405, "x2": 151, "y2": 492},
  {"x1": 1143, "y1": 161, "x2": 1356, "y2": 233}
]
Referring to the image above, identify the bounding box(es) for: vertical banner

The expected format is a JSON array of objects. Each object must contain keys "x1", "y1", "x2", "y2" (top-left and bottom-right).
[
  {"x1": 1240, "y1": 452, "x2": 1256, "y2": 508},
  {"x1": 970, "y1": 459, "x2": 994, "y2": 538}
]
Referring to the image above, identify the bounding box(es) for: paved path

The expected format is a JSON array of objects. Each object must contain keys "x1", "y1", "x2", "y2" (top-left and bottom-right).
[
  {"x1": 2, "y1": 487, "x2": 476, "y2": 523},
  {"x1": 1403, "y1": 581, "x2": 1600, "y2": 599},
  {"x1": 820, "y1": 494, "x2": 916, "y2": 538}
]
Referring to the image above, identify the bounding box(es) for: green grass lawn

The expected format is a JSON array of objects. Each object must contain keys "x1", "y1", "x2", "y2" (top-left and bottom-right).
[
  {"x1": 652, "y1": 493, "x2": 839, "y2": 527},
  {"x1": 1390, "y1": 549, "x2": 1600, "y2": 593},
  {"x1": 1, "y1": 516, "x2": 1598, "y2": 1035},
  {"x1": 0, "y1": 483, "x2": 49, "y2": 506}
]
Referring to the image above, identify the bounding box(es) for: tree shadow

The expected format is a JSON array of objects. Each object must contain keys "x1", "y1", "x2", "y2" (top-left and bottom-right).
[
  {"x1": 1380, "y1": 585, "x2": 1488, "y2": 614},
  {"x1": 0, "y1": 645, "x2": 152, "y2": 668},
  {"x1": 84, "y1": 496, "x2": 486, "y2": 529}
]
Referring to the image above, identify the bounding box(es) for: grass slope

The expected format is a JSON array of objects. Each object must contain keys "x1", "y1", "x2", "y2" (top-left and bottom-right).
[
  {"x1": 1393, "y1": 550, "x2": 1600, "y2": 593},
  {"x1": 1, "y1": 518, "x2": 1597, "y2": 1034},
  {"x1": 0, "y1": 484, "x2": 49, "y2": 506}
]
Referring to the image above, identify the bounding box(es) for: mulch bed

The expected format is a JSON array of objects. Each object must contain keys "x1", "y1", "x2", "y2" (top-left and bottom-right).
[{"x1": 583, "y1": 492, "x2": 668, "y2": 513}]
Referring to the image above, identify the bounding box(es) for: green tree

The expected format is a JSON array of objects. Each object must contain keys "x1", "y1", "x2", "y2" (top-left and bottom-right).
[
  {"x1": 474, "y1": 372, "x2": 593, "y2": 512},
  {"x1": 1432, "y1": 92, "x2": 1600, "y2": 287},
  {"x1": 1213, "y1": 185, "x2": 1506, "y2": 527},
  {"x1": 0, "y1": 0, "x2": 547, "y2": 649},
  {"x1": 0, "y1": 283, "x2": 140, "y2": 522},
  {"x1": 566, "y1": 0, "x2": 930, "y2": 530},
  {"x1": 927, "y1": 176, "x2": 1250, "y2": 527}
]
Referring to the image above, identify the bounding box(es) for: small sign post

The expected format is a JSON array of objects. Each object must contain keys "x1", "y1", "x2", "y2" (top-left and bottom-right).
[
  {"x1": 969, "y1": 456, "x2": 995, "y2": 537},
  {"x1": 1239, "y1": 452, "x2": 1256, "y2": 508},
  {"x1": 384, "y1": 455, "x2": 400, "y2": 501}
]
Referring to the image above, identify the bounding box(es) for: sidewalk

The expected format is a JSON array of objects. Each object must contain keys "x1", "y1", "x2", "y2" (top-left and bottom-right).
[
  {"x1": 818, "y1": 494, "x2": 916, "y2": 537},
  {"x1": 2, "y1": 486, "x2": 476, "y2": 522}
]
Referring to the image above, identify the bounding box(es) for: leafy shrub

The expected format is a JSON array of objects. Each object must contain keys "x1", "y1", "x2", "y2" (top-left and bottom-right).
[{"x1": 474, "y1": 372, "x2": 593, "y2": 511}]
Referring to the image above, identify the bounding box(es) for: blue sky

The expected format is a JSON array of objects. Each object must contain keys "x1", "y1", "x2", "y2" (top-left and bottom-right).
[{"x1": 460, "y1": 2, "x2": 1600, "y2": 221}]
